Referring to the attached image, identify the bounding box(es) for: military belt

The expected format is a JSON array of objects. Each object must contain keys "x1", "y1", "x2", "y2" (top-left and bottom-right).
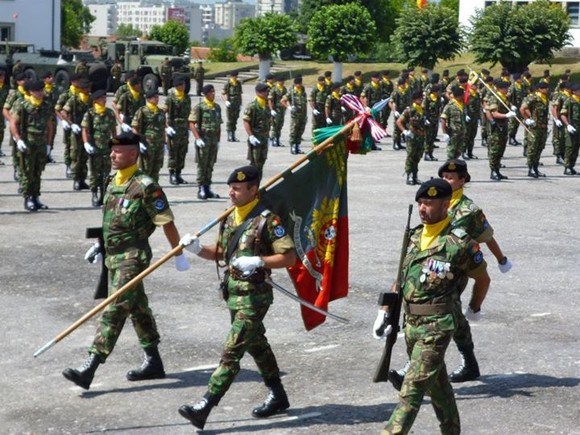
[
  {"x1": 106, "y1": 239, "x2": 149, "y2": 255},
  {"x1": 404, "y1": 302, "x2": 454, "y2": 316},
  {"x1": 228, "y1": 267, "x2": 268, "y2": 283}
]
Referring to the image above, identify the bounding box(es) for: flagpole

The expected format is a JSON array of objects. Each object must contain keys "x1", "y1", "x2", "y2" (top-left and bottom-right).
[{"x1": 33, "y1": 119, "x2": 357, "y2": 358}]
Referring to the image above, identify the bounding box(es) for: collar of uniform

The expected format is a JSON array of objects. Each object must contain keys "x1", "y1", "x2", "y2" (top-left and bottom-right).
[
  {"x1": 233, "y1": 197, "x2": 260, "y2": 226},
  {"x1": 115, "y1": 163, "x2": 139, "y2": 186}
]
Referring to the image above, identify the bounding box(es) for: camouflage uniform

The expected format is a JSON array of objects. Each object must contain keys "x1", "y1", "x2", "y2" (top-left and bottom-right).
[
  {"x1": 382, "y1": 224, "x2": 487, "y2": 435},
  {"x1": 243, "y1": 99, "x2": 271, "y2": 176},
  {"x1": 441, "y1": 100, "x2": 466, "y2": 160},
  {"x1": 160, "y1": 61, "x2": 173, "y2": 96},
  {"x1": 380, "y1": 77, "x2": 394, "y2": 131},
  {"x1": 464, "y1": 88, "x2": 481, "y2": 157},
  {"x1": 268, "y1": 83, "x2": 287, "y2": 146},
  {"x1": 116, "y1": 87, "x2": 145, "y2": 127},
  {"x1": 223, "y1": 79, "x2": 243, "y2": 139},
  {"x1": 423, "y1": 92, "x2": 441, "y2": 159},
  {"x1": 88, "y1": 170, "x2": 174, "y2": 360},
  {"x1": 561, "y1": 95, "x2": 580, "y2": 171},
  {"x1": 189, "y1": 99, "x2": 222, "y2": 187},
  {"x1": 391, "y1": 85, "x2": 411, "y2": 149},
  {"x1": 340, "y1": 82, "x2": 357, "y2": 122},
  {"x1": 132, "y1": 104, "x2": 166, "y2": 182},
  {"x1": 112, "y1": 83, "x2": 130, "y2": 108},
  {"x1": 325, "y1": 92, "x2": 343, "y2": 126},
  {"x1": 551, "y1": 89, "x2": 570, "y2": 159},
  {"x1": 43, "y1": 84, "x2": 59, "y2": 160},
  {"x1": 4, "y1": 88, "x2": 26, "y2": 170},
  {"x1": 287, "y1": 85, "x2": 308, "y2": 149},
  {"x1": 361, "y1": 82, "x2": 383, "y2": 109},
  {"x1": 486, "y1": 93, "x2": 510, "y2": 173},
  {"x1": 81, "y1": 106, "x2": 116, "y2": 191},
  {"x1": 309, "y1": 83, "x2": 328, "y2": 131},
  {"x1": 63, "y1": 92, "x2": 92, "y2": 184},
  {"x1": 55, "y1": 87, "x2": 75, "y2": 169},
  {"x1": 164, "y1": 88, "x2": 192, "y2": 177},
  {"x1": 193, "y1": 64, "x2": 205, "y2": 96},
  {"x1": 0, "y1": 81, "x2": 10, "y2": 157},
  {"x1": 521, "y1": 92, "x2": 550, "y2": 170},
  {"x1": 398, "y1": 103, "x2": 426, "y2": 178},
  {"x1": 207, "y1": 205, "x2": 294, "y2": 398},
  {"x1": 507, "y1": 81, "x2": 527, "y2": 143},
  {"x1": 110, "y1": 63, "x2": 122, "y2": 93}
]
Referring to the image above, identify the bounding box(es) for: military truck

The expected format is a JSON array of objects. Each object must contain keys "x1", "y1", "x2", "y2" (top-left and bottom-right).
[
  {"x1": 0, "y1": 41, "x2": 109, "y2": 94},
  {"x1": 100, "y1": 39, "x2": 191, "y2": 93}
]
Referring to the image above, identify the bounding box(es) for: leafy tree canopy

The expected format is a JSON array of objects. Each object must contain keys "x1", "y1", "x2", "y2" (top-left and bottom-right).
[
  {"x1": 148, "y1": 20, "x2": 190, "y2": 55},
  {"x1": 61, "y1": 0, "x2": 95, "y2": 48},
  {"x1": 234, "y1": 13, "x2": 298, "y2": 60},
  {"x1": 115, "y1": 23, "x2": 142, "y2": 39}
]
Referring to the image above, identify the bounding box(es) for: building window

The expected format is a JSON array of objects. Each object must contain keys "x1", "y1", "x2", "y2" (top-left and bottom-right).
[
  {"x1": 568, "y1": 2, "x2": 580, "y2": 26},
  {"x1": 0, "y1": 24, "x2": 14, "y2": 41},
  {"x1": 484, "y1": 1, "x2": 496, "y2": 7}
]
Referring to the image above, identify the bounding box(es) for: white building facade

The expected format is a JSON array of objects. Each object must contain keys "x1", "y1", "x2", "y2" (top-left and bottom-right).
[
  {"x1": 87, "y1": 4, "x2": 117, "y2": 37},
  {"x1": 0, "y1": 0, "x2": 61, "y2": 50},
  {"x1": 255, "y1": 0, "x2": 299, "y2": 16},
  {"x1": 214, "y1": 0, "x2": 256, "y2": 30}
]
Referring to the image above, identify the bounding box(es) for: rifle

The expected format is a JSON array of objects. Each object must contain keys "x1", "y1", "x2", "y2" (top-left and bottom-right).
[
  {"x1": 373, "y1": 204, "x2": 413, "y2": 383},
  {"x1": 85, "y1": 227, "x2": 108, "y2": 300}
]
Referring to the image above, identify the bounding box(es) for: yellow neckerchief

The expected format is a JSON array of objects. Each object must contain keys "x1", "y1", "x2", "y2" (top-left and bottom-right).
[
  {"x1": 294, "y1": 85, "x2": 303, "y2": 94},
  {"x1": 229, "y1": 78, "x2": 238, "y2": 86},
  {"x1": 146, "y1": 101, "x2": 158, "y2": 113},
  {"x1": 18, "y1": 85, "x2": 27, "y2": 96},
  {"x1": 325, "y1": 78, "x2": 332, "y2": 87},
  {"x1": 535, "y1": 91, "x2": 548, "y2": 105},
  {"x1": 430, "y1": 93, "x2": 438, "y2": 102},
  {"x1": 573, "y1": 94, "x2": 580, "y2": 103},
  {"x1": 175, "y1": 88, "x2": 185, "y2": 100},
  {"x1": 30, "y1": 95, "x2": 43, "y2": 107},
  {"x1": 454, "y1": 98, "x2": 464, "y2": 112},
  {"x1": 276, "y1": 83, "x2": 284, "y2": 91},
  {"x1": 94, "y1": 102, "x2": 106, "y2": 115},
  {"x1": 233, "y1": 197, "x2": 260, "y2": 226},
  {"x1": 128, "y1": 84, "x2": 140, "y2": 100},
  {"x1": 355, "y1": 78, "x2": 362, "y2": 87},
  {"x1": 317, "y1": 83, "x2": 325, "y2": 92},
  {"x1": 203, "y1": 97, "x2": 215, "y2": 109},
  {"x1": 115, "y1": 162, "x2": 139, "y2": 186},
  {"x1": 523, "y1": 78, "x2": 531, "y2": 86},
  {"x1": 79, "y1": 91, "x2": 89, "y2": 104},
  {"x1": 563, "y1": 90, "x2": 572, "y2": 98},
  {"x1": 496, "y1": 89, "x2": 508, "y2": 105},
  {"x1": 420, "y1": 215, "x2": 451, "y2": 251},
  {"x1": 256, "y1": 95, "x2": 267, "y2": 108},
  {"x1": 412, "y1": 102, "x2": 423, "y2": 115},
  {"x1": 332, "y1": 90, "x2": 340, "y2": 100},
  {"x1": 70, "y1": 84, "x2": 78, "y2": 95},
  {"x1": 44, "y1": 83, "x2": 54, "y2": 93},
  {"x1": 542, "y1": 78, "x2": 550, "y2": 84},
  {"x1": 470, "y1": 87, "x2": 478, "y2": 97},
  {"x1": 346, "y1": 83, "x2": 354, "y2": 91},
  {"x1": 371, "y1": 81, "x2": 379, "y2": 89},
  {"x1": 449, "y1": 187, "x2": 463, "y2": 209},
  {"x1": 383, "y1": 77, "x2": 391, "y2": 84},
  {"x1": 398, "y1": 85, "x2": 406, "y2": 93},
  {"x1": 0, "y1": 82, "x2": 3, "y2": 90},
  {"x1": 267, "y1": 82, "x2": 273, "y2": 89},
  {"x1": 515, "y1": 82, "x2": 522, "y2": 90}
]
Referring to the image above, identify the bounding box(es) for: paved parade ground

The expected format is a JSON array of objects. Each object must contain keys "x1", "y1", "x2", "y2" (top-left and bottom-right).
[{"x1": 1, "y1": 84, "x2": 579, "y2": 434}]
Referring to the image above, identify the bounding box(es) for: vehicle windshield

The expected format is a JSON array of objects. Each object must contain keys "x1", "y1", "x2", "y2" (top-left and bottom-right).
[
  {"x1": 0, "y1": 44, "x2": 34, "y2": 54},
  {"x1": 140, "y1": 44, "x2": 171, "y2": 56}
]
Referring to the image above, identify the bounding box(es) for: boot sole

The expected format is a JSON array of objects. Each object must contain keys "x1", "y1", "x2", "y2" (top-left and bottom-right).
[
  {"x1": 62, "y1": 369, "x2": 91, "y2": 390},
  {"x1": 126, "y1": 371, "x2": 166, "y2": 382},
  {"x1": 178, "y1": 406, "x2": 206, "y2": 429},
  {"x1": 251, "y1": 401, "x2": 290, "y2": 418}
]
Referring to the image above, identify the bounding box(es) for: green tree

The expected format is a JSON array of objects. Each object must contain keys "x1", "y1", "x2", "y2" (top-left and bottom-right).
[
  {"x1": 307, "y1": 3, "x2": 376, "y2": 79},
  {"x1": 440, "y1": 0, "x2": 459, "y2": 17},
  {"x1": 468, "y1": 0, "x2": 571, "y2": 73},
  {"x1": 148, "y1": 20, "x2": 190, "y2": 55},
  {"x1": 234, "y1": 13, "x2": 298, "y2": 79},
  {"x1": 115, "y1": 23, "x2": 142, "y2": 38},
  {"x1": 391, "y1": 3, "x2": 464, "y2": 70},
  {"x1": 208, "y1": 38, "x2": 238, "y2": 62},
  {"x1": 61, "y1": 0, "x2": 95, "y2": 48}
]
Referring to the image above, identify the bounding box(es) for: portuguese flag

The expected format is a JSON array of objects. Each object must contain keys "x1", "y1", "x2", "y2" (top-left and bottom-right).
[{"x1": 261, "y1": 138, "x2": 349, "y2": 330}]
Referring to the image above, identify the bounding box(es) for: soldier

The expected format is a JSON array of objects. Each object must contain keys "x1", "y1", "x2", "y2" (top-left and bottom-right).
[
  {"x1": 389, "y1": 77, "x2": 410, "y2": 151},
  {"x1": 376, "y1": 178, "x2": 490, "y2": 435},
  {"x1": 323, "y1": 70, "x2": 332, "y2": 91},
  {"x1": 479, "y1": 75, "x2": 495, "y2": 148},
  {"x1": 396, "y1": 90, "x2": 426, "y2": 185},
  {"x1": 243, "y1": 83, "x2": 271, "y2": 178},
  {"x1": 477, "y1": 68, "x2": 490, "y2": 92},
  {"x1": 62, "y1": 132, "x2": 190, "y2": 391},
  {"x1": 110, "y1": 59, "x2": 122, "y2": 93},
  {"x1": 464, "y1": 79, "x2": 481, "y2": 160},
  {"x1": 112, "y1": 69, "x2": 135, "y2": 113},
  {"x1": 160, "y1": 58, "x2": 173, "y2": 96},
  {"x1": 380, "y1": 70, "x2": 394, "y2": 133},
  {"x1": 507, "y1": 73, "x2": 526, "y2": 146},
  {"x1": 10, "y1": 59, "x2": 24, "y2": 88},
  {"x1": 485, "y1": 80, "x2": 518, "y2": 180},
  {"x1": 325, "y1": 82, "x2": 343, "y2": 127},
  {"x1": 75, "y1": 59, "x2": 90, "y2": 80},
  {"x1": 3, "y1": 72, "x2": 29, "y2": 181},
  {"x1": 521, "y1": 82, "x2": 550, "y2": 178},
  {"x1": 340, "y1": 75, "x2": 357, "y2": 122},
  {"x1": 309, "y1": 75, "x2": 327, "y2": 132},
  {"x1": 55, "y1": 73, "x2": 81, "y2": 179},
  {"x1": 361, "y1": 72, "x2": 384, "y2": 151},
  {"x1": 61, "y1": 79, "x2": 93, "y2": 191},
  {"x1": 440, "y1": 86, "x2": 467, "y2": 160},
  {"x1": 540, "y1": 69, "x2": 551, "y2": 86},
  {"x1": 9, "y1": 80, "x2": 55, "y2": 211},
  {"x1": 178, "y1": 165, "x2": 296, "y2": 430},
  {"x1": 264, "y1": 73, "x2": 275, "y2": 90},
  {"x1": 353, "y1": 70, "x2": 364, "y2": 97},
  {"x1": 193, "y1": 60, "x2": 205, "y2": 97},
  {"x1": 500, "y1": 68, "x2": 511, "y2": 86},
  {"x1": 81, "y1": 89, "x2": 117, "y2": 207},
  {"x1": 132, "y1": 88, "x2": 166, "y2": 182},
  {"x1": 550, "y1": 78, "x2": 571, "y2": 165},
  {"x1": 189, "y1": 84, "x2": 222, "y2": 200},
  {"x1": 114, "y1": 75, "x2": 145, "y2": 134},
  {"x1": 42, "y1": 71, "x2": 58, "y2": 164},
  {"x1": 418, "y1": 68, "x2": 429, "y2": 94},
  {"x1": 268, "y1": 75, "x2": 288, "y2": 147},
  {"x1": 222, "y1": 71, "x2": 243, "y2": 142},
  {"x1": 287, "y1": 76, "x2": 308, "y2": 155},
  {"x1": 560, "y1": 82, "x2": 580, "y2": 175},
  {"x1": 0, "y1": 66, "x2": 10, "y2": 162},
  {"x1": 164, "y1": 76, "x2": 191, "y2": 185},
  {"x1": 423, "y1": 83, "x2": 441, "y2": 162}
]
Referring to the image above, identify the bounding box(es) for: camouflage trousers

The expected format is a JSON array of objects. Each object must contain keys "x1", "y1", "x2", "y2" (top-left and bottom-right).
[
  {"x1": 139, "y1": 141, "x2": 165, "y2": 182},
  {"x1": 89, "y1": 258, "x2": 160, "y2": 361},
  {"x1": 226, "y1": 103, "x2": 241, "y2": 134},
  {"x1": 552, "y1": 123, "x2": 565, "y2": 157},
  {"x1": 270, "y1": 109, "x2": 286, "y2": 141},
  {"x1": 167, "y1": 124, "x2": 189, "y2": 172},
  {"x1": 446, "y1": 133, "x2": 464, "y2": 160},
  {"x1": 564, "y1": 131, "x2": 580, "y2": 168},
  {"x1": 464, "y1": 119, "x2": 479, "y2": 155},
  {"x1": 247, "y1": 134, "x2": 269, "y2": 177},
  {"x1": 452, "y1": 301, "x2": 474, "y2": 350},
  {"x1": 311, "y1": 111, "x2": 326, "y2": 133},
  {"x1": 508, "y1": 115, "x2": 521, "y2": 139},
  {"x1": 488, "y1": 123, "x2": 508, "y2": 171},
  {"x1": 382, "y1": 316, "x2": 460, "y2": 435},
  {"x1": 18, "y1": 142, "x2": 47, "y2": 197},
  {"x1": 208, "y1": 306, "x2": 280, "y2": 397},
  {"x1": 71, "y1": 132, "x2": 88, "y2": 181},
  {"x1": 195, "y1": 134, "x2": 219, "y2": 185},
  {"x1": 380, "y1": 107, "x2": 392, "y2": 132},
  {"x1": 425, "y1": 122, "x2": 438, "y2": 155},
  {"x1": 526, "y1": 127, "x2": 548, "y2": 167},
  {"x1": 405, "y1": 135, "x2": 424, "y2": 174},
  {"x1": 88, "y1": 148, "x2": 112, "y2": 190},
  {"x1": 63, "y1": 128, "x2": 72, "y2": 166},
  {"x1": 480, "y1": 110, "x2": 488, "y2": 141},
  {"x1": 289, "y1": 114, "x2": 307, "y2": 146}
]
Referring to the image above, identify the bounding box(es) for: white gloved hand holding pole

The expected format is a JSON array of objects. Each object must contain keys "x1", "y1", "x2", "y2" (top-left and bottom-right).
[
  {"x1": 17, "y1": 139, "x2": 28, "y2": 152},
  {"x1": 180, "y1": 234, "x2": 202, "y2": 255},
  {"x1": 165, "y1": 126, "x2": 176, "y2": 137},
  {"x1": 231, "y1": 256, "x2": 265, "y2": 275},
  {"x1": 464, "y1": 306, "x2": 482, "y2": 322},
  {"x1": 373, "y1": 309, "x2": 392, "y2": 340}
]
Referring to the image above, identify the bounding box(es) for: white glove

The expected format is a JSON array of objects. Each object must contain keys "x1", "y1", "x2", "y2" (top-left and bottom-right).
[
  {"x1": 505, "y1": 111, "x2": 517, "y2": 119},
  {"x1": 498, "y1": 257, "x2": 512, "y2": 274},
  {"x1": 139, "y1": 142, "x2": 147, "y2": 153},
  {"x1": 403, "y1": 130, "x2": 414, "y2": 139},
  {"x1": 16, "y1": 139, "x2": 28, "y2": 152},
  {"x1": 341, "y1": 106, "x2": 347, "y2": 113},
  {"x1": 270, "y1": 110, "x2": 277, "y2": 117},
  {"x1": 524, "y1": 118, "x2": 536, "y2": 127},
  {"x1": 424, "y1": 119, "x2": 431, "y2": 126},
  {"x1": 71, "y1": 124, "x2": 81, "y2": 134},
  {"x1": 84, "y1": 142, "x2": 95, "y2": 155},
  {"x1": 121, "y1": 123, "x2": 132, "y2": 133},
  {"x1": 464, "y1": 306, "x2": 482, "y2": 322},
  {"x1": 312, "y1": 109, "x2": 321, "y2": 116},
  {"x1": 465, "y1": 115, "x2": 471, "y2": 123},
  {"x1": 84, "y1": 242, "x2": 102, "y2": 264},
  {"x1": 60, "y1": 119, "x2": 71, "y2": 130},
  {"x1": 290, "y1": 105, "x2": 296, "y2": 113},
  {"x1": 195, "y1": 138, "x2": 206, "y2": 148},
  {"x1": 510, "y1": 105, "x2": 518, "y2": 112},
  {"x1": 326, "y1": 117, "x2": 333, "y2": 125},
  {"x1": 373, "y1": 309, "x2": 392, "y2": 340},
  {"x1": 180, "y1": 233, "x2": 202, "y2": 255},
  {"x1": 440, "y1": 97, "x2": 445, "y2": 103},
  {"x1": 231, "y1": 256, "x2": 265, "y2": 275},
  {"x1": 567, "y1": 124, "x2": 577, "y2": 134},
  {"x1": 249, "y1": 135, "x2": 261, "y2": 146},
  {"x1": 394, "y1": 111, "x2": 401, "y2": 119},
  {"x1": 554, "y1": 119, "x2": 563, "y2": 128},
  {"x1": 225, "y1": 101, "x2": 231, "y2": 108},
  {"x1": 165, "y1": 126, "x2": 176, "y2": 136},
  {"x1": 174, "y1": 253, "x2": 191, "y2": 272},
  {"x1": 442, "y1": 133, "x2": 450, "y2": 143}
]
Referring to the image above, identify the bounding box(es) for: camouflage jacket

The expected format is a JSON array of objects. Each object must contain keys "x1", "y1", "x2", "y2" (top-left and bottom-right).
[
  {"x1": 81, "y1": 107, "x2": 117, "y2": 149},
  {"x1": 361, "y1": 82, "x2": 382, "y2": 107},
  {"x1": 117, "y1": 90, "x2": 145, "y2": 122},
  {"x1": 63, "y1": 94, "x2": 92, "y2": 125},
  {"x1": 391, "y1": 87, "x2": 411, "y2": 112},
  {"x1": 222, "y1": 80, "x2": 243, "y2": 105},
  {"x1": 11, "y1": 99, "x2": 53, "y2": 145},
  {"x1": 399, "y1": 103, "x2": 426, "y2": 135},
  {"x1": 268, "y1": 85, "x2": 287, "y2": 110},
  {"x1": 287, "y1": 86, "x2": 308, "y2": 119},
  {"x1": 441, "y1": 100, "x2": 466, "y2": 136},
  {"x1": 508, "y1": 82, "x2": 527, "y2": 108},
  {"x1": 309, "y1": 84, "x2": 328, "y2": 111},
  {"x1": 243, "y1": 99, "x2": 271, "y2": 137},
  {"x1": 325, "y1": 93, "x2": 343, "y2": 122},
  {"x1": 55, "y1": 88, "x2": 73, "y2": 112},
  {"x1": 164, "y1": 89, "x2": 192, "y2": 127},
  {"x1": 132, "y1": 106, "x2": 166, "y2": 145},
  {"x1": 189, "y1": 100, "x2": 222, "y2": 136},
  {"x1": 422, "y1": 92, "x2": 441, "y2": 123},
  {"x1": 521, "y1": 93, "x2": 550, "y2": 128},
  {"x1": 465, "y1": 89, "x2": 481, "y2": 120},
  {"x1": 0, "y1": 83, "x2": 11, "y2": 110},
  {"x1": 381, "y1": 78, "x2": 394, "y2": 100},
  {"x1": 561, "y1": 95, "x2": 580, "y2": 127},
  {"x1": 448, "y1": 192, "x2": 494, "y2": 243},
  {"x1": 3, "y1": 88, "x2": 25, "y2": 112},
  {"x1": 112, "y1": 84, "x2": 129, "y2": 105}
]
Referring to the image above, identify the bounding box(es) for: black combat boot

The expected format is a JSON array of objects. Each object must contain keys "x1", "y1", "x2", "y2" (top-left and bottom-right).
[
  {"x1": 231, "y1": 132, "x2": 239, "y2": 142},
  {"x1": 294, "y1": 144, "x2": 304, "y2": 154},
  {"x1": 412, "y1": 172, "x2": 421, "y2": 185},
  {"x1": 388, "y1": 360, "x2": 411, "y2": 392},
  {"x1": 91, "y1": 188, "x2": 99, "y2": 207},
  {"x1": 227, "y1": 131, "x2": 233, "y2": 142},
  {"x1": 406, "y1": 173, "x2": 414, "y2": 185},
  {"x1": 556, "y1": 154, "x2": 564, "y2": 165},
  {"x1": 13, "y1": 167, "x2": 19, "y2": 181},
  {"x1": 528, "y1": 166, "x2": 538, "y2": 178},
  {"x1": 564, "y1": 167, "x2": 577, "y2": 175},
  {"x1": 62, "y1": 353, "x2": 102, "y2": 390},
  {"x1": 176, "y1": 171, "x2": 188, "y2": 184},
  {"x1": 270, "y1": 136, "x2": 278, "y2": 147},
  {"x1": 481, "y1": 137, "x2": 488, "y2": 147},
  {"x1": 290, "y1": 144, "x2": 297, "y2": 155},
  {"x1": 33, "y1": 197, "x2": 48, "y2": 210},
  {"x1": 126, "y1": 345, "x2": 165, "y2": 381},
  {"x1": 179, "y1": 391, "x2": 221, "y2": 430},
  {"x1": 449, "y1": 347, "x2": 480, "y2": 383},
  {"x1": 205, "y1": 185, "x2": 220, "y2": 199},
  {"x1": 533, "y1": 164, "x2": 545, "y2": 178},
  {"x1": 169, "y1": 170, "x2": 178, "y2": 185},
  {"x1": 276, "y1": 136, "x2": 283, "y2": 147},
  {"x1": 490, "y1": 170, "x2": 501, "y2": 181},
  {"x1": 509, "y1": 136, "x2": 520, "y2": 146},
  {"x1": 252, "y1": 378, "x2": 290, "y2": 418},
  {"x1": 24, "y1": 197, "x2": 37, "y2": 212},
  {"x1": 393, "y1": 139, "x2": 402, "y2": 150},
  {"x1": 97, "y1": 186, "x2": 104, "y2": 206},
  {"x1": 371, "y1": 143, "x2": 382, "y2": 151},
  {"x1": 197, "y1": 185, "x2": 207, "y2": 200}
]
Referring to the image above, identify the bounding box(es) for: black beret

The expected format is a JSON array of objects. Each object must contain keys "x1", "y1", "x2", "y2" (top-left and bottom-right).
[
  {"x1": 354, "y1": 70, "x2": 362, "y2": 76},
  {"x1": 317, "y1": 76, "x2": 325, "y2": 81},
  {"x1": 458, "y1": 76, "x2": 468, "y2": 84},
  {"x1": 452, "y1": 86, "x2": 464, "y2": 97},
  {"x1": 371, "y1": 72, "x2": 380, "y2": 79},
  {"x1": 15, "y1": 72, "x2": 27, "y2": 81},
  {"x1": 25, "y1": 80, "x2": 45, "y2": 92},
  {"x1": 324, "y1": 71, "x2": 332, "y2": 77},
  {"x1": 430, "y1": 84, "x2": 441, "y2": 92},
  {"x1": 91, "y1": 89, "x2": 106, "y2": 100},
  {"x1": 227, "y1": 165, "x2": 260, "y2": 184},
  {"x1": 129, "y1": 76, "x2": 141, "y2": 86},
  {"x1": 276, "y1": 75, "x2": 285, "y2": 81},
  {"x1": 294, "y1": 76, "x2": 303, "y2": 84},
  {"x1": 397, "y1": 78, "x2": 406, "y2": 86},
  {"x1": 109, "y1": 132, "x2": 140, "y2": 147},
  {"x1": 255, "y1": 82, "x2": 269, "y2": 93},
  {"x1": 331, "y1": 81, "x2": 342, "y2": 90},
  {"x1": 77, "y1": 79, "x2": 92, "y2": 89},
  {"x1": 543, "y1": 69, "x2": 550, "y2": 77},
  {"x1": 69, "y1": 72, "x2": 81, "y2": 82},
  {"x1": 494, "y1": 79, "x2": 509, "y2": 88},
  {"x1": 173, "y1": 76, "x2": 186, "y2": 86},
  {"x1": 125, "y1": 70, "x2": 136, "y2": 80},
  {"x1": 512, "y1": 73, "x2": 521, "y2": 80},
  {"x1": 230, "y1": 71, "x2": 239, "y2": 76},
  {"x1": 442, "y1": 69, "x2": 449, "y2": 76},
  {"x1": 438, "y1": 159, "x2": 471, "y2": 183},
  {"x1": 202, "y1": 84, "x2": 215, "y2": 95},
  {"x1": 145, "y1": 88, "x2": 159, "y2": 99},
  {"x1": 485, "y1": 75, "x2": 494, "y2": 83},
  {"x1": 415, "y1": 178, "x2": 452, "y2": 202},
  {"x1": 411, "y1": 90, "x2": 423, "y2": 100},
  {"x1": 456, "y1": 69, "x2": 466, "y2": 76},
  {"x1": 481, "y1": 68, "x2": 490, "y2": 75},
  {"x1": 382, "y1": 70, "x2": 390, "y2": 76},
  {"x1": 266, "y1": 73, "x2": 274, "y2": 80},
  {"x1": 41, "y1": 71, "x2": 53, "y2": 79},
  {"x1": 536, "y1": 82, "x2": 549, "y2": 89},
  {"x1": 346, "y1": 75, "x2": 354, "y2": 82}
]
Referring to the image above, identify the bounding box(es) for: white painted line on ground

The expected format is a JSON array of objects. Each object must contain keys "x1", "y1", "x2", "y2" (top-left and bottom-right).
[
  {"x1": 304, "y1": 344, "x2": 339, "y2": 353},
  {"x1": 183, "y1": 364, "x2": 219, "y2": 372},
  {"x1": 530, "y1": 312, "x2": 551, "y2": 317}
]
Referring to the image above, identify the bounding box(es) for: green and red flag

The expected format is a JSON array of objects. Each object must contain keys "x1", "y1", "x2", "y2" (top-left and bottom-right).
[{"x1": 261, "y1": 138, "x2": 349, "y2": 330}]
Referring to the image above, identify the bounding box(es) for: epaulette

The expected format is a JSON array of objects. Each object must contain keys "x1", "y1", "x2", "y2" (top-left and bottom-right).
[
  {"x1": 451, "y1": 227, "x2": 468, "y2": 239},
  {"x1": 136, "y1": 172, "x2": 155, "y2": 189},
  {"x1": 260, "y1": 209, "x2": 271, "y2": 218}
]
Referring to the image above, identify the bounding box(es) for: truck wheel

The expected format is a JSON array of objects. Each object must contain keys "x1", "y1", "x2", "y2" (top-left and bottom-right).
[
  {"x1": 89, "y1": 62, "x2": 109, "y2": 92},
  {"x1": 142, "y1": 73, "x2": 158, "y2": 94},
  {"x1": 54, "y1": 70, "x2": 70, "y2": 95}
]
